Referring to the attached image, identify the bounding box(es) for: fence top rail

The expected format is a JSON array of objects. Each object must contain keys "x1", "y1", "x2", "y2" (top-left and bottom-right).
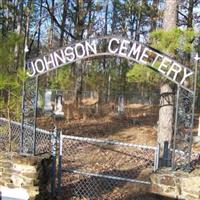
[
  {"x1": 61, "y1": 134, "x2": 158, "y2": 150},
  {"x1": 0, "y1": 117, "x2": 21, "y2": 126},
  {"x1": 0, "y1": 117, "x2": 51, "y2": 136}
]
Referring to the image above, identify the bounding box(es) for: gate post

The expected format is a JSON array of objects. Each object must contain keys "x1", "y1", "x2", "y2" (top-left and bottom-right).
[
  {"x1": 51, "y1": 126, "x2": 57, "y2": 196},
  {"x1": 57, "y1": 131, "x2": 62, "y2": 195},
  {"x1": 163, "y1": 141, "x2": 171, "y2": 167},
  {"x1": 154, "y1": 143, "x2": 160, "y2": 171}
]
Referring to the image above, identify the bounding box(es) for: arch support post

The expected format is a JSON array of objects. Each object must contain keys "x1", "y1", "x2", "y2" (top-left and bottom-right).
[
  {"x1": 172, "y1": 55, "x2": 198, "y2": 170},
  {"x1": 20, "y1": 76, "x2": 38, "y2": 155}
]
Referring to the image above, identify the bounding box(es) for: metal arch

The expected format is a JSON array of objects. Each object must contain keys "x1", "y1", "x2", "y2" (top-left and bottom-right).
[
  {"x1": 21, "y1": 35, "x2": 198, "y2": 172},
  {"x1": 30, "y1": 52, "x2": 194, "y2": 93},
  {"x1": 26, "y1": 35, "x2": 195, "y2": 73},
  {"x1": 26, "y1": 36, "x2": 195, "y2": 93}
]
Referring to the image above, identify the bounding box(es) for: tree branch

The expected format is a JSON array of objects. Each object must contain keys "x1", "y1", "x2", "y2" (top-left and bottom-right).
[{"x1": 45, "y1": 0, "x2": 76, "y2": 40}]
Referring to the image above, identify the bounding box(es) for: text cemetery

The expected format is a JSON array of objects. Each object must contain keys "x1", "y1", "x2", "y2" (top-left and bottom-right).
[{"x1": 27, "y1": 37, "x2": 193, "y2": 91}]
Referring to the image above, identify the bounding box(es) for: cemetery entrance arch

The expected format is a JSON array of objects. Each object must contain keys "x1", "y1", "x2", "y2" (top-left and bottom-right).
[{"x1": 21, "y1": 36, "x2": 197, "y2": 170}]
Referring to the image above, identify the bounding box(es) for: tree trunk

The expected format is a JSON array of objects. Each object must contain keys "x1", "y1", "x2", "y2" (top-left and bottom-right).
[
  {"x1": 59, "y1": 0, "x2": 68, "y2": 47},
  {"x1": 14, "y1": 0, "x2": 24, "y2": 69},
  {"x1": 74, "y1": 0, "x2": 84, "y2": 108},
  {"x1": 74, "y1": 61, "x2": 83, "y2": 107},
  {"x1": 111, "y1": 1, "x2": 117, "y2": 33},
  {"x1": 187, "y1": 0, "x2": 194, "y2": 28},
  {"x1": 37, "y1": 0, "x2": 43, "y2": 55},
  {"x1": 163, "y1": 0, "x2": 178, "y2": 30},
  {"x1": 158, "y1": 84, "x2": 173, "y2": 149},
  {"x1": 135, "y1": 0, "x2": 146, "y2": 41},
  {"x1": 48, "y1": 0, "x2": 54, "y2": 49},
  {"x1": 158, "y1": 0, "x2": 177, "y2": 157},
  {"x1": 150, "y1": 0, "x2": 159, "y2": 31}
]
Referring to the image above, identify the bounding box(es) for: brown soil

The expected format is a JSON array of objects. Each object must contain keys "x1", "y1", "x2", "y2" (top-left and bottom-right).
[
  {"x1": 38, "y1": 103, "x2": 159, "y2": 146},
  {"x1": 37, "y1": 103, "x2": 200, "y2": 152},
  {"x1": 37, "y1": 103, "x2": 198, "y2": 200},
  {"x1": 44, "y1": 104, "x2": 161, "y2": 199}
]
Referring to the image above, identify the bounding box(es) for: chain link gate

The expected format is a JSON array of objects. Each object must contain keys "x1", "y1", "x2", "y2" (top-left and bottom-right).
[
  {"x1": 56, "y1": 133, "x2": 159, "y2": 199},
  {"x1": 171, "y1": 58, "x2": 198, "y2": 170},
  {"x1": 172, "y1": 86, "x2": 196, "y2": 170}
]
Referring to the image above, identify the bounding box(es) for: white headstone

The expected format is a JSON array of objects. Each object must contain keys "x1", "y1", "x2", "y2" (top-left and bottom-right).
[
  {"x1": 54, "y1": 95, "x2": 64, "y2": 117},
  {"x1": 118, "y1": 95, "x2": 124, "y2": 114},
  {"x1": 44, "y1": 89, "x2": 53, "y2": 112}
]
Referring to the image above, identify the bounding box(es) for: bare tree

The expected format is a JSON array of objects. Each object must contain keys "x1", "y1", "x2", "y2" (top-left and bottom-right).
[
  {"x1": 178, "y1": 0, "x2": 200, "y2": 28},
  {"x1": 150, "y1": 0, "x2": 159, "y2": 31},
  {"x1": 59, "y1": 0, "x2": 68, "y2": 47}
]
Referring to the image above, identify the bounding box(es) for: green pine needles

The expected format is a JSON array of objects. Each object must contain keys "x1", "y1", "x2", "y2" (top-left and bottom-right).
[{"x1": 127, "y1": 28, "x2": 199, "y2": 88}]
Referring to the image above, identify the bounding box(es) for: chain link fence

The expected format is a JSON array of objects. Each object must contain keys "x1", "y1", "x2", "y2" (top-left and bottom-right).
[
  {"x1": 172, "y1": 149, "x2": 200, "y2": 170},
  {"x1": 57, "y1": 134, "x2": 159, "y2": 199},
  {"x1": 0, "y1": 118, "x2": 21, "y2": 152},
  {"x1": 0, "y1": 117, "x2": 51, "y2": 155},
  {"x1": 1, "y1": 117, "x2": 200, "y2": 199}
]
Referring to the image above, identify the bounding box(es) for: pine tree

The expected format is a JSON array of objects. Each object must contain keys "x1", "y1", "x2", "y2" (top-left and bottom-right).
[{"x1": 157, "y1": 0, "x2": 178, "y2": 158}]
